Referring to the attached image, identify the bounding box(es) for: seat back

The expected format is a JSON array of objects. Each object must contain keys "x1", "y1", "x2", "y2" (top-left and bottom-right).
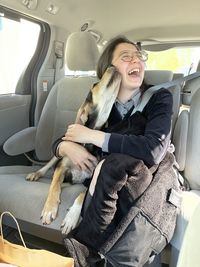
[
  {"x1": 34, "y1": 32, "x2": 99, "y2": 161},
  {"x1": 144, "y1": 70, "x2": 173, "y2": 85},
  {"x1": 172, "y1": 75, "x2": 200, "y2": 189},
  {"x1": 183, "y1": 84, "x2": 200, "y2": 189},
  {"x1": 35, "y1": 64, "x2": 181, "y2": 161}
]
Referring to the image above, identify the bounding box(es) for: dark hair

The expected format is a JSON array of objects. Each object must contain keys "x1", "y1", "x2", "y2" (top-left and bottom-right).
[{"x1": 96, "y1": 36, "x2": 140, "y2": 79}]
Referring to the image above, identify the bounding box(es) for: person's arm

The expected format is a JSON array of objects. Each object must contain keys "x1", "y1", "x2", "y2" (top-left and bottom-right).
[
  {"x1": 62, "y1": 125, "x2": 106, "y2": 148},
  {"x1": 52, "y1": 137, "x2": 64, "y2": 158},
  {"x1": 52, "y1": 138, "x2": 97, "y2": 171},
  {"x1": 108, "y1": 89, "x2": 173, "y2": 166}
]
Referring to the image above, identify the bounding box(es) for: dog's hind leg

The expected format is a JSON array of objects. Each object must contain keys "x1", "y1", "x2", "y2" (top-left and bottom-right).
[
  {"x1": 41, "y1": 158, "x2": 69, "y2": 224},
  {"x1": 61, "y1": 191, "x2": 86, "y2": 235},
  {"x1": 26, "y1": 156, "x2": 58, "y2": 181}
]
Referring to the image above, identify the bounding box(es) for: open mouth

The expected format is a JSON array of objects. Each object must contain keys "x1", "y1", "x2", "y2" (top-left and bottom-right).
[{"x1": 128, "y1": 68, "x2": 140, "y2": 77}]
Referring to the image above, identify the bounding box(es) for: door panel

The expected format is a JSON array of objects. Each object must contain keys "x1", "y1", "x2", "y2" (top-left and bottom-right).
[{"x1": 0, "y1": 94, "x2": 31, "y2": 145}]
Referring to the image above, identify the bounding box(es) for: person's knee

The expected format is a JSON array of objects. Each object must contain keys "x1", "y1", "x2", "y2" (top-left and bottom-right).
[
  {"x1": 100, "y1": 154, "x2": 133, "y2": 182},
  {"x1": 102, "y1": 153, "x2": 144, "y2": 175}
]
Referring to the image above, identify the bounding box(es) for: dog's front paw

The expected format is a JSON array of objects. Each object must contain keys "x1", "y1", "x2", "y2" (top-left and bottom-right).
[
  {"x1": 41, "y1": 199, "x2": 60, "y2": 225},
  {"x1": 26, "y1": 171, "x2": 42, "y2": 181},
  {"x1": 61, "y1": 204, "x2": 82, "y2": 235}
]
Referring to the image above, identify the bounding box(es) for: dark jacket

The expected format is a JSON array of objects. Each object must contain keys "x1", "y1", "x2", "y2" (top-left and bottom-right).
[{"x1": 105, "y1": 88, "x2": 173, "y2": 166}]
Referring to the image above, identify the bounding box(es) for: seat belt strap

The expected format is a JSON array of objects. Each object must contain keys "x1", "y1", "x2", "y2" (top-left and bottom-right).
[
  {"x1": 54, "y1": 57, "x2": 63, "y2": 83},
  {"x1": 53, "y1": 41, "x2": 64, "y2": 84}
]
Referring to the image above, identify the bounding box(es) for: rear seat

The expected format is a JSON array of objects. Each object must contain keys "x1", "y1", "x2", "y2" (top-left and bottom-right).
[{"x1": 170, "y1": 74, "x2": 200, "y2": 266}]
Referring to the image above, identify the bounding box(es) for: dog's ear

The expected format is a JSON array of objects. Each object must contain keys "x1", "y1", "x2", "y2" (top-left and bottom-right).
[
  {"x1": 80, "y1": 110, "x2": 88, "y2": 125},
  {"x1": 75, "y1": 105, "x2": 89, "y2": 125}
]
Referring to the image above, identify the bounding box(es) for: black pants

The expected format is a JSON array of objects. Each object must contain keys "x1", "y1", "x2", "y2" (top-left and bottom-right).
[{"x1": 77, "y1": 153, "x2": 153, "y2": 250}]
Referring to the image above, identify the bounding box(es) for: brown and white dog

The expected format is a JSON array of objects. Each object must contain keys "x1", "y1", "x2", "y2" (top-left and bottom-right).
[{"x1": 26, "y1": 66, "x2": 121, "y2": 234}]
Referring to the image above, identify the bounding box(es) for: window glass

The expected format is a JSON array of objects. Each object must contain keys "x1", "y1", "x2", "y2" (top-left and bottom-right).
[
  {"x1": 146, "y1": 47, "x2": 200, "y2": 75},
  {"x1": 0, "y1": 16, "x2": 40, "y2": 94}
]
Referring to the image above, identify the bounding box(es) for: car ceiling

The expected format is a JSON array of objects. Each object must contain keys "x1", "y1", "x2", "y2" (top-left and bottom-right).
[{"x1": 1, "y1": 0, "x2": 200, "y2": 50}]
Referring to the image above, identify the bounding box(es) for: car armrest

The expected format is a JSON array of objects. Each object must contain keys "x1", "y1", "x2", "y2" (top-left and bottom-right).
[{"x1": 3, "y1": 127, "x2": 37, "y2": 156}]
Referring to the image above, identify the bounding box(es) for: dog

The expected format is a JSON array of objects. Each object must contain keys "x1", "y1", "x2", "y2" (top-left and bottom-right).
[{"x1": 26, "y1": 66, "x2": 122, "y2": 234}]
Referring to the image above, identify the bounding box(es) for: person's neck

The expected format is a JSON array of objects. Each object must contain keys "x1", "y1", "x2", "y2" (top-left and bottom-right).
[{"x1": 117, "y1": 87, "x2": 139, "y2": 103}]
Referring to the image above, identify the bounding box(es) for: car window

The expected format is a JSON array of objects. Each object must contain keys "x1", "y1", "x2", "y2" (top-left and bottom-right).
[
  {"x1": 146, "y1": 47, "x2": 200, "y2": 75},
  {"x1": 0, "y1": 16, "x2": 40, "y2": 94}
]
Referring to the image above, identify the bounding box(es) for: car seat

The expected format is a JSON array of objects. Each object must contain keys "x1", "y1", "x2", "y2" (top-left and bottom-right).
[{"x1": 170, "y1": 74, "x2": 200, "y2": 266}]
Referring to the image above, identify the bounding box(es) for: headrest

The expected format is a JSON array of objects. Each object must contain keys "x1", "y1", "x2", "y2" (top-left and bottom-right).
[
  {"x1": 182, "y1": 74, "x2": 200, "y2": 105},
  {"x1": 144, "y1": 70, "x2": 173, "y2": 85},
  {"x1": 65, "y1": 31, "x2": 99, "y2": 71}
]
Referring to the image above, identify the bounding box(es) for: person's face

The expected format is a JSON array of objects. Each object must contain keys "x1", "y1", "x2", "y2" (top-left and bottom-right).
[{"x1": 112, "y1": 42, "x2": 146, "y2": 91}]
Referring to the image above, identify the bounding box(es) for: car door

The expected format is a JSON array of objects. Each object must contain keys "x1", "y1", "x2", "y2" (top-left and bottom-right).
[{"x1": 0, "y1": 6, "x2": 50, "y2": 165}]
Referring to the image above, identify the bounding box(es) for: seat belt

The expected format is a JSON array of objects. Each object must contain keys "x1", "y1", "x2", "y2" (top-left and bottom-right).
[
  {"x1": 54, "y1": 57, "x2": 63, "y2": 83},
  {"x1": 132, "y1": 71, "x2": 200, "y2": 114},
  {"x1": 53, "y1": 41, "x2": 65, "y2": 84}
]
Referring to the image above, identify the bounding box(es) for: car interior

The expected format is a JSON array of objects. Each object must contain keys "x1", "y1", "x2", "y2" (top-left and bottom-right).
[{"x1": 1, "y1": 0, "x2": 200, "y2": 266}]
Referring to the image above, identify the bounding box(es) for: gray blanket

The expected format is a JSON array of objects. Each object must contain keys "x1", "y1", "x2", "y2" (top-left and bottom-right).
[
  {"x1": 101, "y1": 152, "x2": 180, "y2": 255},
  {"x1": 64, "y1": 152, "x2": 181, "y2": 267},
  {"x1": 74, "y1": 152, "x2": 180, "y2": 252}
]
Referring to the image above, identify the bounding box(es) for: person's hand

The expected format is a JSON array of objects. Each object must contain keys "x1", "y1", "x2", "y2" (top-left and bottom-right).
[
  {"x1": 58, "y1": 141, "x2": 97, "y2": 171},
  {"x1": 62, "y1": 124, "x2": 106, "y2": 148},
  {"x1": 63, "y1": 124, "x2": 92, "y2": 144}
]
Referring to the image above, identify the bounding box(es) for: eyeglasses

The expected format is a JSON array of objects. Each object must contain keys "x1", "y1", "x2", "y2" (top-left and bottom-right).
[{"x1": 120, "y1": 50, "x2": 148, "y2": 62}]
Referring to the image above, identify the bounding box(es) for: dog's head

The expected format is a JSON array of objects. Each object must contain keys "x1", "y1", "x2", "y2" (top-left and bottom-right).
[{"x1": 78, "y1": 66, "x2": 122, "y2": 129}]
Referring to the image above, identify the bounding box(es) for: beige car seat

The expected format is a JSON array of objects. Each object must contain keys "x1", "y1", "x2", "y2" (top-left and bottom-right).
[{"x1": 170, "y1": 74, "x2": 200, "y2": 266}]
